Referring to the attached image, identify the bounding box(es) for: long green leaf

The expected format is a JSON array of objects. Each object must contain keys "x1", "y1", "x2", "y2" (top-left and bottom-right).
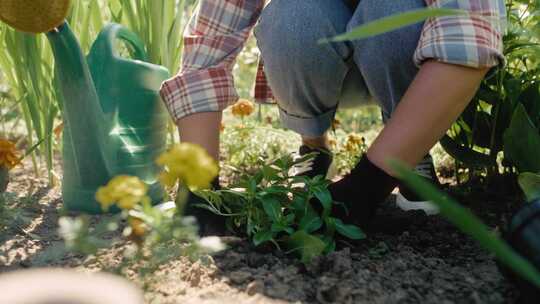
[{"x1": 320, "y1": 8, "x2": 465, "y2": 43}]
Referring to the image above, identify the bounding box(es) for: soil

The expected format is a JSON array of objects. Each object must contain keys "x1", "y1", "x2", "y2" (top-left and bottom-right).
[{"x1": 0, "y1": 160, "x2": 523, "y2": 303}]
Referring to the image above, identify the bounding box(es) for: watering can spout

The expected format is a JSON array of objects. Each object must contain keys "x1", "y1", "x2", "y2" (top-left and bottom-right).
[{"x1": 46, "y1": 23, "x2": 111, "y2": 185}]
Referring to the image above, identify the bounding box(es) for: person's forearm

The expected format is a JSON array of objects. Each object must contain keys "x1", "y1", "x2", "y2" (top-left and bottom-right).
[
  {"x1": 368, "y1": 60, "x2": 489, "y2": 174},
  {"x1": 176, "y1": 112, "x2": 222, "y2": 161}
]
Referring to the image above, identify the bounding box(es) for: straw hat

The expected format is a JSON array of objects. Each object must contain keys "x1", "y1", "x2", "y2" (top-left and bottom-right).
[{"x1": 0, "y1": 0, "x2": 70, "y2": 33}]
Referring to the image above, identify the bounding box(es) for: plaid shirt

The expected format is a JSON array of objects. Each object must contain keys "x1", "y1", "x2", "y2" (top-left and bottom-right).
[{"x1": 160, "y1": 0, "x2": 506, "y2": 121}]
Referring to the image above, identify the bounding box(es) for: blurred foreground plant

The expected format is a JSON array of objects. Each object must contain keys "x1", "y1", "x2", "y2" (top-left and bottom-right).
[{"x1": 56, "y1": 142, "x2": 223, "y2": 276}]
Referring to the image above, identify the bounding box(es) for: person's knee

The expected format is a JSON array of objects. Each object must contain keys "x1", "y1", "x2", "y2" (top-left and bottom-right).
[
  {"x1": 347, "y1": 0, "x2": 424, "y2": 68},
  {"x1": 255, "y1": 0, "x2": 352, "y2": 67}
]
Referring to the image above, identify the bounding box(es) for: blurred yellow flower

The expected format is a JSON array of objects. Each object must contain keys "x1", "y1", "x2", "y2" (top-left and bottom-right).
[
  {"x1": 95, "y1": 175, "x2": 149, "y2": 211},
  {"x1": 345, "y1": 133, "x2": 364, "y2": 152},
  {"x1": 0, "y1": 139, "x2": 20, "y2": 169},
  {"x1": 331, "y1": 118, "x2": 341, "y2": 130},
  {"x1": 231, "y1": 99, "x2": 255, "y2": 118},
  {"x1": 156, "y1": 143, "x2": 219, "y2": 190}
]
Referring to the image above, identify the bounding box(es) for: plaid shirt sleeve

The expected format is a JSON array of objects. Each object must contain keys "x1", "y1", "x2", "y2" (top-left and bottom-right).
[
  {"x1": 160, "y1": 0, "x2": 265, "y2": 121},
  {"x1": 414, "y1": 0, "x2": 506, "y2": 69}
]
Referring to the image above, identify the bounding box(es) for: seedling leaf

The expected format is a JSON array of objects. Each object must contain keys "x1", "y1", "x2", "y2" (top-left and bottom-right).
[
  {"x1": 335, "y1": 219, "x2": 366, "y2": 240},
  {"x1": 286, "y1": 231, "x2": 326, "y2": 263}
]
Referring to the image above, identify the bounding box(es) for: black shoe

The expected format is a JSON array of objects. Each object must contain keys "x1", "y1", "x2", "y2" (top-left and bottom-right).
[
  {"x1": 183, "y1": 180, "x2": 228, "y2": 237},
  {"x1": 295, "y1": 145, "x2": 333, "y2": 179},
  {"x1": 396, "y1": 154, "x2": 441, "y2": 216}
]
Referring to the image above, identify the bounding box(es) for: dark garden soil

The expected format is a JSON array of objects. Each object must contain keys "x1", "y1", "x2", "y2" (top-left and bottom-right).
[{"x1": 0, "y1": 159, "x2": 523, "y2": 303}]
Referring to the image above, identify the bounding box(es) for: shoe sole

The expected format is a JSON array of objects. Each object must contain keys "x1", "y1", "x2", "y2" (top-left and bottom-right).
[{"x1": 396, "y1": 192, "x2": 440, "y2": 216}]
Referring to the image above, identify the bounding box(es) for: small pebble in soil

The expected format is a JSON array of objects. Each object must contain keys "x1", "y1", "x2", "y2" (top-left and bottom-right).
[
  {"x1": 229, "y1": 270, "x2": 252, "y2": 285},
  {"x1": 246, "y1": 280, "x2": 265, "y2": 296}
]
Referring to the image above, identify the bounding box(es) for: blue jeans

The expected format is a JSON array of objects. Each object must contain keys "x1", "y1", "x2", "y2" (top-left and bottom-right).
[{"x1": 254, "y1": 0, "x2": 426, "y2": 137}]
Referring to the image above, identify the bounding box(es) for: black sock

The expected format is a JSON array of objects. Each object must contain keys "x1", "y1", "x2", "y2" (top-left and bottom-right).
[
  {"x1": 298, "y1": 145, "x2": 333, "y2": 179},
  {"x1": 184, "y1": 178, "x2": 228, "y2": 236},
  {"x1": 329, "y1": 155, "x2": 398, "y2": 226}
]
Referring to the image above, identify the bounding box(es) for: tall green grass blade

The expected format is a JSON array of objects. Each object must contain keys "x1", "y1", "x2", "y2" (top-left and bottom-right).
[{"x1": 391, "y1": 160, "x2": 540, "y2": 288}]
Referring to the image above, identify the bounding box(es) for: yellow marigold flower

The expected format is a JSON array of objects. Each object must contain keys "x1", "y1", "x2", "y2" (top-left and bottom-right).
[
  {"x1": 156, "y1": 143, "x2": 219, "y2": 191},
  {"x1": 345, "y1": 133, "x2": 364, "y2": 152},
  {"x1": 231, "y1": 99, "x2": 255, "y2": 118},
  {"x1": 0, "y1": 139, "x2": 20, "y2": 169},
  {"x1": 328, "y1": 138, "x2": 337, "y2": 148},
  {"x1": 95, "y1": 175, "x2": 149, "y2": 211}
]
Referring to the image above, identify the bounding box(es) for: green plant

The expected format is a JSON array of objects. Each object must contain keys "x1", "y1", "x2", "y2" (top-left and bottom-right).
[
  {"x1": 197, "y1": 153, "x2": 365, "y2": 263},
  {"x1": 0, "y1": 28, "x2": 60, "y2": 183},
  {"x1": 439, "y1": 1, "x2": 540, "y2": 177},
  {"x1": 49, "y1": 142, "x2": 223, "y2": 275}
]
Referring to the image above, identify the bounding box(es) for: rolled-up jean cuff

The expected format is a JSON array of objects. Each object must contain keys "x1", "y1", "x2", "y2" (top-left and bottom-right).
[{"x1": 279, "y1": 106, "x2": 336, "y2": 137}]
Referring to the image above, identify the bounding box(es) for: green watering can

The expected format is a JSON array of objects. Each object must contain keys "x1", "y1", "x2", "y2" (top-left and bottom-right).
[
  {"x1": 1, "y1": 0, "x2": 170, "y2": 213},
  {"x1": 45, "y1": 23, "x2": 170, "y2": 214}
]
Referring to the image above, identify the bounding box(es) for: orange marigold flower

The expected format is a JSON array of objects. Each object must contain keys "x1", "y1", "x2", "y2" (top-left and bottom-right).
[
  {"x1": 220, "y1": 123, "x2": 225, "y2": 133},
  {"x1": 332, "y1": 119, "x2": 341, "y2": 129},
  {"x1": 231, "y1": 99, "x2": 255, "y2": 118},
  {"x1": 128, "y1": 217, "x2": 147, "y2": 237},
  {"x1": 54, "y1": 123, "x2": 64, "y2": 139},
  {"x1": 0, "y1": 139, "x2": 20, "y2": 169}
]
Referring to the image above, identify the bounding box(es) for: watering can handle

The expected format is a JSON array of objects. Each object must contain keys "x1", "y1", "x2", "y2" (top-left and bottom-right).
[{"x1": 98, "y1": 23, "x2": 149, "y2": 62}]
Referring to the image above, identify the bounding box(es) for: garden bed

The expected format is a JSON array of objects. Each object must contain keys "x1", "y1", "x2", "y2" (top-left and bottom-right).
[{"x1": 0, "y1": 159, "x2": 521, "y2": 303}]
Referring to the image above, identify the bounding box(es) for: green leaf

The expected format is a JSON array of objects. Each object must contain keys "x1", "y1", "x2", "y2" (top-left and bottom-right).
[
  {"x1": 335, "y1": 219, "x2": 366, "y2": 240},
  {"x1": 260, "y1": 196, "x2": 282, "y2": 222},
  {"x1": 439, "y1": 135, "x2": 496, "y2": 168},
  {"x1": 320, "y1": 8, "x2": 465, "y2": 43},
  {"x1": 286, "y1": 231, "x2": 326, "y2": 263},
  {"x1": 391, "y1": 160, "x2": 540, "y2": 289},
  {"x1": 313, "y1": 188, "x2": 332, "y2": 212},
  {"x1": 253, "y1": 230, "x2": 273, "y2": 246},
  {"x1": 262, "y1": 165, "x2": 281, "y2": 181},
  {"x1": 518, "y1": 172, "x2": 540, "y2": 202},
  {"x1": 299, "y1": 212, "x2": 323, "y2": 233},
  {"x1": 503, "y1": 104, "x2": 540, "y2": 173},
  {"x1": 284, "y1": 213, "x2": 295, "y2": 225}
]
